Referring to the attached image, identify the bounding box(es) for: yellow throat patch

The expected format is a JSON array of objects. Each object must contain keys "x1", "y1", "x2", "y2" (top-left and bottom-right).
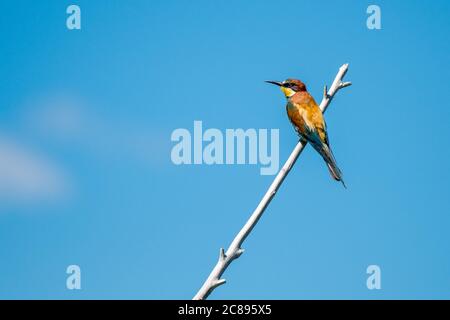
[{"x1": 280, "y1": 86, "x2": 296, "y2": 98}]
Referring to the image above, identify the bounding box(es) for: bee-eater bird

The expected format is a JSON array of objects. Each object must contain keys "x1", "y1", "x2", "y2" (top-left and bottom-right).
[{"x1": 266, "y1": 79, "x2": 346, "y2": 188}]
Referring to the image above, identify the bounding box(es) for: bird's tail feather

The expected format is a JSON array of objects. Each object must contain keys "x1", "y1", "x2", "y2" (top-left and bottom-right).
[{"x1": 321, "y1": 144, "x2": 346, "y2": 188}]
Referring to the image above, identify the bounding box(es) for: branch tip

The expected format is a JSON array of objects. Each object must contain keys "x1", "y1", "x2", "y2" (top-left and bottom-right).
[
  {"x1": 214, "y1": 279, "x2": 226, "y2": 287},
  {"x1": 340, "y1": 81, "x2": 352, "y2": 88},
  {"x1": 219, "y1": 248, "x2": 226, "y2": 261},
  {"x1": 339, "y1": 63, "x2": 349, "y2": 72},
  {"x1": 323, "y1": 85, "x2": 328, "y2": 99}
]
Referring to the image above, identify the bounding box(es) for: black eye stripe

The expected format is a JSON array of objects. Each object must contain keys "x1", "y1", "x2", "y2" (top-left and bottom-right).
[{"x1": 284, "y1": 83, "x2": 297, "y2": 89}]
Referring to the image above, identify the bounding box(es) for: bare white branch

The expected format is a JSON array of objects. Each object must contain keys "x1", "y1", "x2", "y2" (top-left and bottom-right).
[{"x1": 193, "y1": 64, "x2": 352, "y2": 300}]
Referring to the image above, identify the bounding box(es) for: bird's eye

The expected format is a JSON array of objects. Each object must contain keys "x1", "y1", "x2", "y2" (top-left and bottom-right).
[{"x1": 284, "y1": 83, "x2": 292, "y2": 88}]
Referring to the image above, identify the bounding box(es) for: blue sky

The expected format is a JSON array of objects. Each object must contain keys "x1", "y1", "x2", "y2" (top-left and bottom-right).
[{"x1": 0, "y1": 0, "x2": 449, "y2": 299}]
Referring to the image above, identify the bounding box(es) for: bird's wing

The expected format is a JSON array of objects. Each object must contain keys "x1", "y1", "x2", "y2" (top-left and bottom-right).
[
  {"x1": 300, "y1": 94, "x2": 330, "y2": 147},
  {"x1": 310, "y1": 109, "x2": 329, "y2": 147},
  {"x1": 288, "y1": 92, "x2": 331, "y2": 148}
]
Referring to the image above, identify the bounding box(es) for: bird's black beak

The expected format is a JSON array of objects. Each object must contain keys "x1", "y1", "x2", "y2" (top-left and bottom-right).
[{"x1": 265, "y1": 80, "x2": 282, "y2": 87}]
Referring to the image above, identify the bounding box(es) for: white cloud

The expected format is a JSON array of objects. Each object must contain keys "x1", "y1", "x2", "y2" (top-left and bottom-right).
[
  {"x1": 24, "y1": 95, "x2": 168, "y2": 166},
  {"x1": 24, "y1": 94, "x2": 86, "y2": 140},
  {"x1": 0, "y1": 135, "x2": 70, "y2": 205}
]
